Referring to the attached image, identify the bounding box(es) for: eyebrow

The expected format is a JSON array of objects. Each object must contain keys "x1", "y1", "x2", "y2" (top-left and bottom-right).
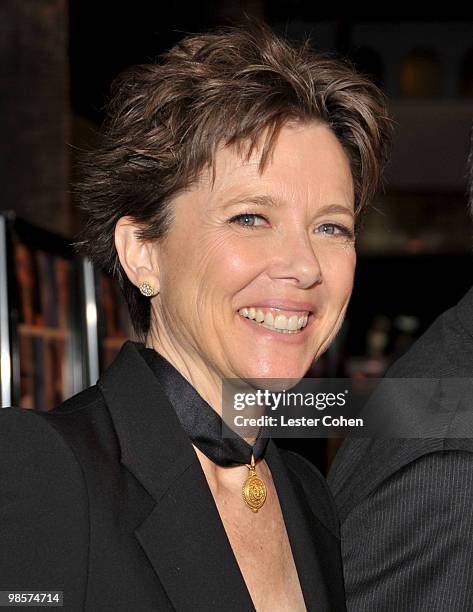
[
  {"x1": 222, "y1": 195, "x2": 282, "y2": 209},
  {"x1": 222, "y1": 195, "x2": 354, "y2": 217},
  {"x1": 316, "y1": 203, "x2": 354, "y2": 217}
]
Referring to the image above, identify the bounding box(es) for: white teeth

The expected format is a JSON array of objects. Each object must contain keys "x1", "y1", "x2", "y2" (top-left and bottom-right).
[
  {"x1": 238, "y1": 307, "x2": 310, "y2": 332},
  {"x1": 255, "y1": 309, "x2": 265, "y2": 323},
  {"x1": 274, "y1": 314, "x2": 288, "y2": 330}
]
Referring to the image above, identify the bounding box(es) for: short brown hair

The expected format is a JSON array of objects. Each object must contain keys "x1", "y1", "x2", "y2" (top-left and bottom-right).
[{"x1": 74, "y1": 23, "x2": 393, "y2": 340}]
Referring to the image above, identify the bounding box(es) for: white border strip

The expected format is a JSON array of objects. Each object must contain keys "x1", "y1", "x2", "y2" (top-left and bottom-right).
[{"x1": 82, "y1": 258, "x2": 99, "y2": 386}]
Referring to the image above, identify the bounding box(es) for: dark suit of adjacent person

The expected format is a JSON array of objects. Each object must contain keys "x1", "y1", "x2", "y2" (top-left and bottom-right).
[
  {"x1": 0, "y1": 340, "x2": 346, "y2": 612},
  {"x1": 328, "y1": 285, "x2": 473, "y2": 611}
]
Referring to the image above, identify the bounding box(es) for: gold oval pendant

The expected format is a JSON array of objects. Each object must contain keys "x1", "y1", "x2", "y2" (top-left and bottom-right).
[{"x1": 243, "y1": 473, "x2": 267, "y2": 513}]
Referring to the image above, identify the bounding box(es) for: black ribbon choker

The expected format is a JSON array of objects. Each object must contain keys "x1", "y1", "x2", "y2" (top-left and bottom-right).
[{"x1": 139, "y1": 345, "x2": 269, "y2": 467}]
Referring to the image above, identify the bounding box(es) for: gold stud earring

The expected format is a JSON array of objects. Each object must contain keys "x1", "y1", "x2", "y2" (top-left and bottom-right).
[{"x1": 139, "y1": 281, "x2": 156, "y2": 297}]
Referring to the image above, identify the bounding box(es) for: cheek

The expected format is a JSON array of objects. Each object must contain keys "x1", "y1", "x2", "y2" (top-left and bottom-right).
[
  {"x1": 201, "y1": 237, "x2": 264, "y2": 295},
  {"x1": 340, "y1": 250, "x2": 356, "y2": 295},
  {"x1": 322, "y1": 245, "x2": 356, "y2": 305},
  {"x1": 163, "y1": 233, "x2": 263, "y2": 321}
]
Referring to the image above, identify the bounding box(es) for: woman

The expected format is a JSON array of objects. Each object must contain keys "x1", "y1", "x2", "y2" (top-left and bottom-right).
[{"x1": 0, "y1": 24, "x2": 392, "y2": 611}]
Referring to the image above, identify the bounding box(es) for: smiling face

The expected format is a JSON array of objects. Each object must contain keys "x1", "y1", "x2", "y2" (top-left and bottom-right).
[{"x1": 146, "y1": 121, "x2": 356, "y2": 401}]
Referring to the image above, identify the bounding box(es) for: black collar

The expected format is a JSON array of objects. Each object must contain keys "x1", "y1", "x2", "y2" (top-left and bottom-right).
[{"x1": 138, "y1": 344, "x2": 269, "y2": 466}]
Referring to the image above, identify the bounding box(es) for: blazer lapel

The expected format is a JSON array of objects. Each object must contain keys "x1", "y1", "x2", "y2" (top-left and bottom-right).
[
  {"x1": 265, "y1": 441, "x2": 342, "y2": 612},
  {"x1": 134, "y1": 462, "x2": 255, "y2": 611},
  {"x1": 98, "y1": 341, "x2": 255, "y2": 611}
]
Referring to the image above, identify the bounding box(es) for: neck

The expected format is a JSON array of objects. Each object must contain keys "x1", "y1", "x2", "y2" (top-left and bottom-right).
[
  {"x1": 145, "y1": 333, "x2": 260, "y2": 445},
  {"x1": 145, "y1": 325, "x2": 223, "y2": 416},
  {"x1": 193, "y1": 445, "x2": 248, "y2": 487}
]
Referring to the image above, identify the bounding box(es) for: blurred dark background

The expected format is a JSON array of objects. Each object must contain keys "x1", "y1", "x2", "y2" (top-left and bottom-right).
[{"x1": 1, "y1": 0, "x2": 472, "y2": 469}]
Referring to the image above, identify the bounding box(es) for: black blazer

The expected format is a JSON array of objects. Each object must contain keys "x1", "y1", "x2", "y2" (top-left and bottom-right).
[
  {"x1": 0, "y1": 340, "x2": 346, "y2": 611},
  {"x1": 328, "y1": 286, "x2": 473, "y2": 610}
]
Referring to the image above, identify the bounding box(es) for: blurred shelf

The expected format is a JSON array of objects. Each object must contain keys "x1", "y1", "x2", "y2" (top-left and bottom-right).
[{"x1": 18, "y1": 324, "x2": 70, "y2": 339}]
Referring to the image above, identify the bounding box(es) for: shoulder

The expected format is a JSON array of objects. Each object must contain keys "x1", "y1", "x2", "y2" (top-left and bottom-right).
[
  {"x1": 387, "y1": 290, "x2": 473, "y2": 377},
  {"x1": 279, "y1": 448, "x2": 339, "y2": 537},
  {"x1": 330, "y1": 435, "x2": 473, "y2": 522},
  {"x1": 0, "y1": 405, "x2": 85, "y2": 479},
  {"x1": 0, "y1": 384, "x2": 108, "y2": 478},
  {"x1": 0, "y1": 407, "x2": 89, "y2": 593},
  {"x1": 0, "y1": 406, "x2": 89, "y2": 533},
  {"x1": 376, "y1": 446, "x2": 473, "y2": 495},
  {"x1": 37, "y1": 384, "x2": 113, "y2": 445},
  {"x1": 346, "y1": 449, "x2": 473, "y2": 526},
  {"x1": 342, "y1": 445, "x2": 473, "y2": 522},
  {"x1": 331, "y1": 289, "x2": 473, "y2": 518},
  {"x1": 50, "y1": 384, "x2": 105, "y2": 415}
]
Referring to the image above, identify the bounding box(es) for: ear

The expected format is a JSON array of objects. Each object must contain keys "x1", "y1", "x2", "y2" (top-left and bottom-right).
[{"x1": 114, "y1": 216, "x2": 160, "y2": 293}]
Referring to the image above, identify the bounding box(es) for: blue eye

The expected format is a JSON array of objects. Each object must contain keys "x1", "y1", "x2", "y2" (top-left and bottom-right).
[
  {"x1": 319, "y1": 223, "x2": 337, "y2": 235},
  {"x1": 317, "y1": 223, "x2": 354, "y2": 238},
  {"x1": 229, "y1": 213, "x2": 268, "y2": 228}
]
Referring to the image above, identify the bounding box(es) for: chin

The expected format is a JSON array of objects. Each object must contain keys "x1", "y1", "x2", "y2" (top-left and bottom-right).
[{"x1": 236, "y1": 358, "x2": 309, "y2": 390}]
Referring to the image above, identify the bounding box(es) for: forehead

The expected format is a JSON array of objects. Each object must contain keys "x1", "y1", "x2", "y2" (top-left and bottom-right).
[{"x1": 201, "y1": 121, "x2": 355, "y2": 208}]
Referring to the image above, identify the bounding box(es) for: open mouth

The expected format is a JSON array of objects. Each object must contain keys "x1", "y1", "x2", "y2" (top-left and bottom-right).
[{"x1": 237, "y1": 307, "x2": 313, "y2": 334}]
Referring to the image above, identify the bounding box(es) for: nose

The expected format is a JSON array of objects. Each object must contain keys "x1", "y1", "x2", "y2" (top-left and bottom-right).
[{"x1": 269, "y1": 231, "x2": 322, "y2": 289}]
